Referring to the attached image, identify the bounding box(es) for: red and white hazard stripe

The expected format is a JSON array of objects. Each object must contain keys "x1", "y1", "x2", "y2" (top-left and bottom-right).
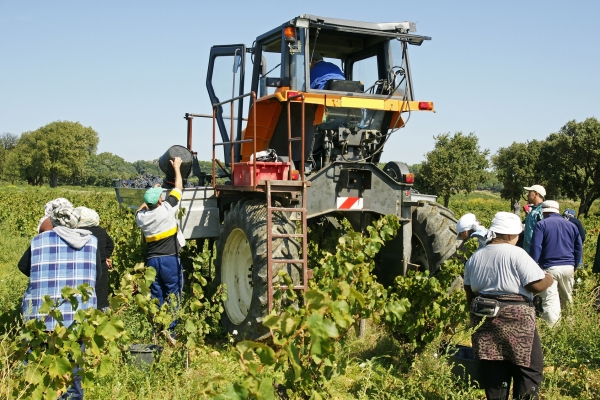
[{"x1": 336, "y1": 197, "x2": 363, "y2": 210}]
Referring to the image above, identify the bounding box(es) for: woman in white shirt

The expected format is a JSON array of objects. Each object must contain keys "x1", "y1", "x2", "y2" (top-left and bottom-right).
[{"x1": 464, "y1": 212, "x2": 553, "y2": 400}]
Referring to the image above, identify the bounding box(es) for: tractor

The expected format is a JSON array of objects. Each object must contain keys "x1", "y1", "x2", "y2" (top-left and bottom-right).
[{"x1": 114, "y1": 15, "x2": 459, "y2": 340}]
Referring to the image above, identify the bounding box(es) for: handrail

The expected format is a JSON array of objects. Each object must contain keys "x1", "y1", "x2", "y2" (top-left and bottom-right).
[
  {"x1": 286, "y1": 93, "x2": 306, "y2": 182},
  {"x1": 211, "y1": 91, "x2": 258, "y2": 189},
  {"x1": 199, "y1": 89, "x2": 307, "y2": 189},
  {"x1": 186, "y1": 113, "x2": 248, "y2": 121}
]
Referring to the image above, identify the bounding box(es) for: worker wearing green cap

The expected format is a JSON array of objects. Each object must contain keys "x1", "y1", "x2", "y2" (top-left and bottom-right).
[{"x1": 135, "y1": 157, "x2": 185, "y2": 333}]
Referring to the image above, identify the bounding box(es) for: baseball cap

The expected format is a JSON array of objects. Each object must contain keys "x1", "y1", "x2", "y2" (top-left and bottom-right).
[
  {"x1": 489, "y1": 212, "x2": 523, "y2": 235},
  {"x1": 564, "y1": 209, "x2": 576, "y2": 217},
  {"x1": 523, "y1": 185, "x2": 546, "y2": 198},
  {"x1": 541, "y1": 200, "x2": 560, "y2": 214},
  {"x1": 312, "y1": 51, "x2": 323, "y2": 61},
  {"x1": 144, "y1": 187, "x2": 163, "y2": 206}
]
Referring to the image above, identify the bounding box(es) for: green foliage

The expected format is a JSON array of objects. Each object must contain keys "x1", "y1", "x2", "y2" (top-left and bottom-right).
[
  {"x1": 0, "y1": 132, "x2": 19, "y2": 180},
  {"x1": 476, "y1": 169, "x2": 502, "y2": 192},
  {"x1": 386, "y1": 258, "x2": 468, "y2": 351},
  {"x1": 82, "y1": 152, "x2": 139, "y2": 187},
  {"x1": 132, "y1": 159, "x2": 164, "y2": 177},
  {"x1": 7, "y1": 284, "x2": 127, "y2": 399},
  {"x1": 221, "y1": 215, "x2": 470, "y2": 398},
  {"x1": 9, "y1": 121, "x2": 99, "y2": 187},
  {"x1": 417, "y1": 132, "x2": 490, "y2": 207},
  {"x1": 1, "y1": 186, "x2": 600, "y2": 399},
  {"x1": 492, "y1": 140, "x2": 542, "y2": 206},
  {"x1": 539, "y1": 118, "x2": 600, "y2": 216}
]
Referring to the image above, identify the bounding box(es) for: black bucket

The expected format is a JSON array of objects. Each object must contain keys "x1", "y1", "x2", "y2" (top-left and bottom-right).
[
  {"x1": 128, "y1": 344, "x2": 163, "y2": 368},
  {"x1": 158, "y1": 145, "x2": 193, "y2": 180},
  {"x1": 448, "y1": 345, "x2": 482, "y2": 388}
]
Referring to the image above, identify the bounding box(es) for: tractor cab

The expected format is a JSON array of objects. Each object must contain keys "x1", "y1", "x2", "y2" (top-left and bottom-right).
[{"x1": 205, "y1": 15, "x2": 433, "y2": 172}]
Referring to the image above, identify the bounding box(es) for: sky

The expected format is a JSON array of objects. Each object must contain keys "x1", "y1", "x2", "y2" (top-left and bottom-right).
[{"x1": 1, "y1": 0, "x2": 599, "y2": 166}]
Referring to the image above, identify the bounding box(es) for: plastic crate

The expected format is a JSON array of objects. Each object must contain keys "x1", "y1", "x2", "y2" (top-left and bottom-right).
[
  {"x1": 233, "y1": 162, "x2": 290, "y2": 186},
  {"x1": 448, "y1": 345, "x2": 482, "y2": 388}
]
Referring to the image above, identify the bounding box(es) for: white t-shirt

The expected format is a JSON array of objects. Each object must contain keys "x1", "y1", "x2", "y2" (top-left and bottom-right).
[{"x1": 464, "y1": 243, "x2": 545, "y2": 300}]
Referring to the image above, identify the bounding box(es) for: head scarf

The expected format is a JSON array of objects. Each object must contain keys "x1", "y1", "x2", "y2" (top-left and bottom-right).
[
  {"x1": 489, "y1": 212, "x2": 523, "y2": 235},
  {"x1": 75, "y1": 206, "x2": 100, "y2": 228},
  {"x1": 38, "y1": 197, "x2": 73, "y2": 232},
  {"x1": 50, "y1": 205, "x2": 80, "y2": 228},
  {"x1": 44, "y1": 198, "x2": 73, "y2": 217}
]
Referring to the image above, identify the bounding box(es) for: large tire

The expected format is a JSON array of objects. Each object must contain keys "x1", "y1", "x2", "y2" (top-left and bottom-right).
[
  {"x1": 214, "y1": 199, "x2": 301, "y2": 340},
  {"x1": 411, "y1": 202, "x2": 460, "y2": 274},
  {"x1": 374, "y1": 202, "x2": 459, "y2": 285}
]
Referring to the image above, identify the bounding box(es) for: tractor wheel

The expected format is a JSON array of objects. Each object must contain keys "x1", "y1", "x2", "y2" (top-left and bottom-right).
[
  {"x1": 374, "y1": 202, "x2": 459, "y2": 285},
  {"x1": 214, "y1": 199, "x2": 301, "y2": 340},
  {"x1": 411, "y1": 202, "x2": 460, "y2": 274}
]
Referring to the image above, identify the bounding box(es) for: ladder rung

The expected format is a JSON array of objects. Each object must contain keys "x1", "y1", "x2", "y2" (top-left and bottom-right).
[
  {"x1": 278, "y1": 285, "x2": 307, "y2": 291},
  {"x1": 269, "y1": 207, "x2": 306, "y2": 213},
  {"x1": 271, "y1": 259, "x2": 305, "y2": 264},
  {"x1": 271, "y1": 233, "x2": 305, "y2": 238}
]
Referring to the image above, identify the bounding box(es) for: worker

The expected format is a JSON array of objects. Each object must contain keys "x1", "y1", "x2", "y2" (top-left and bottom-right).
[
  {"x1": 19, "y1": 204, "x2": 100, "y2": 399},
  {"x1": 136, "y1": 156, "x2": 186, "y2": 332},
  {"x1": 456, "y1": 213, "x2": 490, "y2": 247},
  {"x1": 563, "y1": 209, "x2": 585, "y2": 266},
  {"x1": 530, "y1": 200, "x2": 582, "y2": 327},
  {"x1": 464, "y1": 212, "x2": 553, "y2": 400},
  {"x1": 310, "y1": 51, "x2": 345, "y2": 90},
  {"x1": 75, "y1": 206, "x2": 115, "y2": 312},
  {"x1": 523, "y1": 185, "x2": 546, "y2": 253}
]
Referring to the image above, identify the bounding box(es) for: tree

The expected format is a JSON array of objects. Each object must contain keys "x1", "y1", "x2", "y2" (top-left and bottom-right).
[
  {"x1": 418, "y1": 132, "x2": 489, "y2": 207},
  {"x1": 0, "y1": 132, "x2": 19, "y2": 179},
  {"x1": 132, "y1": 159, "x2": 163, "y2": 176},
  {"x1": 537, "y1": 118, "x2": 600, "y2": 217},
  {"x1": 83, "y1": 152, "x2": 139, "y2": 186},
  {"x1": 492, "y1": 140, "x2": 542, "y2": 207},
  {"x1": 476, "y1": 170, "x2": 503, "y2": 192},
  {"x1": 10, "y1": 121, "x2": 99, "y2": 187}
]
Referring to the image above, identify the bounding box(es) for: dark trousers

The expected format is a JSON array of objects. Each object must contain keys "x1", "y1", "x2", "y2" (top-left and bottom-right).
[
  {"x1": 146, "y1": 255, "x2": 183, "y2": 305},
  {"x1": 479, "y1": 329, "x2": 543, "y2": 400},
  {"x1": 146, "y1": 255, "x2": 183, "y2": 331}
]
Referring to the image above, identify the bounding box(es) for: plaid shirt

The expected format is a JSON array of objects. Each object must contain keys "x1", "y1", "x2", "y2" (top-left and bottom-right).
[{"x1": 21, "y1": 231, "x2": 98, "y2": 330}]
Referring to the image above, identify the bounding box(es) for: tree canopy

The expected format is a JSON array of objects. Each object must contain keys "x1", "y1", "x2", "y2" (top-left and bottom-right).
[
  {"x1": 9, "y1": 121, "x2": 98, "y2": 187},
  {"x1": 0, "y1": 132, "x2": 19, "y2": 179},
  {"x1": 540, "y1": 117, "x2": 600, "y2": 216},
  {"x1": 83, "y1": 152, "x2": 139, "y2": 187},
  {"x1": 416, "y1": 132, "x2": 489, "y2": 207},
  {"x1": 492, "y1": 140, "x2": 542, "y2": 207}
]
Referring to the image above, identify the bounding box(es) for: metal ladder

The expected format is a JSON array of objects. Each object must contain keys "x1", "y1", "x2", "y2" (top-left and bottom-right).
[{"x1": 265, "y1": 180, "x2": 309, "y2": 311}]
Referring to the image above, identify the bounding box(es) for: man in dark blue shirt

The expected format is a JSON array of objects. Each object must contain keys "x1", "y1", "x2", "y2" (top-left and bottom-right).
[
  {"x1": 530, "y1": 200, "x2": 582, "y2": 327},
  {"x1": 310, "y1": 52, "x2": 345, "y2": 90}
]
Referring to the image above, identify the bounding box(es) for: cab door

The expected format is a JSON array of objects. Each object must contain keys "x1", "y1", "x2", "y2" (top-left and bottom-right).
[{"x1": 206, "y1": 44, "x2": 246, "y2": 165}]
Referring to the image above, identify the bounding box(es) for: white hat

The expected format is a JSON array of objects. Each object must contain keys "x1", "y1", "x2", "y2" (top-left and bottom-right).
[
  {"x1": 541, "y1": 200, "x2": 560, "y2": 214},
  {"x1": 456, "y1": 213, "x2": 478, "y2": 237},
  {"x1": 524, "y1": 185, "x2": 546, "y2": 198},
  {"x1": 489, "y1": 212, "x2": 523, "y2": 235}
]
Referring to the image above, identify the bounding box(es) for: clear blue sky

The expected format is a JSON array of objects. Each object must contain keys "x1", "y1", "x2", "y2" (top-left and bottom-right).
[{"x1": 1, "y1": 1, "x2": 598, "y2": 165}]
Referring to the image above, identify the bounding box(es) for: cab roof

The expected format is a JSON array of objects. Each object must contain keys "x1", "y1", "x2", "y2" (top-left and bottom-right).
[{"x1": 257, "y1": 15, "x2": 431, "y2": 58}]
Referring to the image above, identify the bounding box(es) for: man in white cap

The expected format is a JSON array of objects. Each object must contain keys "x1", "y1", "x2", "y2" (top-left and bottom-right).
[
  {"x1": 456, "y1": 213, "x2": 489, "y2": 247},
  {"x1": 522, "y1": 184, "x2": 546, "y2": 253},
  {"x1": 530, "y1": 200, "x2": 582, "y2": 327},
  {"x1": 464, "y1": 212, "x2": 553, "y2": 399}
]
